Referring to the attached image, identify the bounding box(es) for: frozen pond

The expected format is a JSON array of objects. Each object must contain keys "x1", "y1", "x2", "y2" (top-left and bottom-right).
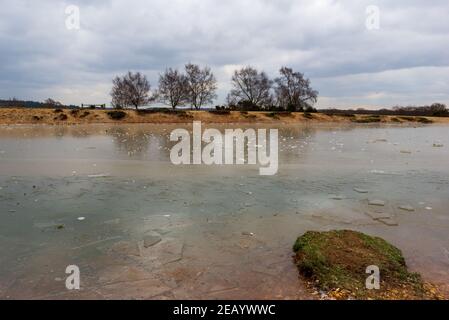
[{"x1": 0, "y1": 123, "x2": 448, "y2": 299}]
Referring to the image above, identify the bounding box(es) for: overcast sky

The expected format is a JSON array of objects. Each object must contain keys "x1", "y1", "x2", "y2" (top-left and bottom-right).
[{"x1": 1, "y1": 0, "x2": 448, "y2": 108}]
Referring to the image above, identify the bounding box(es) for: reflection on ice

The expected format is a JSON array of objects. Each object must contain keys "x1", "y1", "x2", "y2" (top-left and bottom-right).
[{"x1": 0, "y1": 123, "x2": 449, "y2": 298}]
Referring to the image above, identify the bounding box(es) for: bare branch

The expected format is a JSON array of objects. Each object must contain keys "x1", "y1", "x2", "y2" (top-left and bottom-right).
[{"x1": 110, "y1": 71, "x2": 152, "y2": 109}]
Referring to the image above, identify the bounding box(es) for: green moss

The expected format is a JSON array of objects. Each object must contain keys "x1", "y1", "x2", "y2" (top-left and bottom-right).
[
  {"x1": 293, "y1": 230, "x2": 429, "y2": 299},
  {"x1": 351, "y1": 115, "x2": 382, "y2": 123}
]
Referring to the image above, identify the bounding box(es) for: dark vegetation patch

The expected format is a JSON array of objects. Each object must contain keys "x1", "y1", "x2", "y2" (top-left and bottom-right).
[
  {"x1": 399, "y1": 116, "x2": 415, "y2": 121},
  {"x1": 107, "y1": 110, "x2": 127, "y2": 120},
  {"x1": 32, "y1": 115, "x2": 43, "y2": 121},
  {"x1": 293, "y1": 230, "x2": 443, "y2": 300},
  {"x1": 54, "y1": 113, "x2": 68, "y2": 121},
  {"x1": 54, "y1": 108, "x2": 64, "y2": 113},
  {"x1": 417, "y1": 117, "x2": 433, "y2": 124},
  {"x1": 304, "y1": 106, "x2": 318, "y2": 113},
  {"x1": 135, "y1": 108, "x2": 192, "y2": 118},
  {"x1": 337, "y1": 113, "x2": 356, "y2": 118},
  {"x1": 208, "y1": 110, "x2": 231, "y2": 115},
  {"x1": 241, "y1": 113, "x2": 257, "y2": 120},
  {"x1": 326, "y1": 113, "x2": 355, "y2": 118},
  {"x1": 398, "y1": 116, "x2": 434, "y2": 124},
  {"x1": 79, "y1": 111, "x2": 90, "y2": 118},
  {"x1": 177, "y1": 113, "x2": 194, "y2": 119},
  {"x1": 136, "y1": 109, "x2": 164, "y2": 115},
  {"x1": 303, "y1": 112, "x2": 315, "y2": 119},
  {"x1": 351, "y1": 115, "x2": 382, "y2": 123},
  {"x1": 162, "y1": 109, "x2": 189, "y2": 116},
  {"x1": 266, "y1": 112, "x2": 280, "y2": 120},
  {"x1": 271, "y1": 111, "x2": 293, "y2": 117}
]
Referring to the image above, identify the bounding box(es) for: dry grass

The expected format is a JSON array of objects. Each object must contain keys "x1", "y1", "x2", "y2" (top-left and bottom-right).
[{"x1": 0, "y1": 108, "x2": 448, "y2": 125}]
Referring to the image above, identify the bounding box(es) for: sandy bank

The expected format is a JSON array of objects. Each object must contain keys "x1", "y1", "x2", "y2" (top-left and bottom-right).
[{"x1": 1, "y1": 107, "x2": 449, "y2": 125}]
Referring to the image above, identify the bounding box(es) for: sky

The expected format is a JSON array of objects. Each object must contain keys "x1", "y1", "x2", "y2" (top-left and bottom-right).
[{"x1": 0, "y1": 0, "x2": 448, "y2": 109}]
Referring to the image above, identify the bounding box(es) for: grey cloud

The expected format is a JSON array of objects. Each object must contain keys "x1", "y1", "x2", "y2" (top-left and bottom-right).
[{"x1": 0, "y1": 0, "x2": 448, "y2": 108}]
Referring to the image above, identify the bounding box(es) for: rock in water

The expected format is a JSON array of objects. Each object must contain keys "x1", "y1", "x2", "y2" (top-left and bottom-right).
[
  {"x1": 143, "y1": 235, "x2": 162, "y2": 248},
  {"x1": 88, "y1": 174, "x2": 110, "y2": 178},
  {"x1": 377, "y1": 217, "x2": 399, "y2": 226},
  {"x1": 398, "y1": 205, "x2": 415, "y2": 212},
  {"x1": 365, "y1": 211, "x2": 391, "y2": 220},
  {"x1": 368, "y1": 199, "x2": 386, "y2": 206},
  {"x1": 330, "y1": 195, "x2": 344, "y2": 200},
  {"x1": 353, "y1": 187, "x2": 369, "y2": 194},
  {"x1": 111, "y1": 241, "x2": 140, "y2": 257}
]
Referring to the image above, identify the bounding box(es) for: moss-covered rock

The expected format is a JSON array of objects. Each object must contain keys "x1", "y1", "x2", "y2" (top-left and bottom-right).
[{"x1": 293, "y1": 230, "x2": 443, "y2": 300}]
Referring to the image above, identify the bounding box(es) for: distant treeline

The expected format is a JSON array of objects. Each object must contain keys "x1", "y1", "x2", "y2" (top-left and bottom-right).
[
  {"x1": 322, "y1": 103, "x2": 449, "y2": 117},
  {"x1": 2, "y1": 98, "x2": 448, "y2": 118},
  {"x1": 0, "y1": 98, "x2": 77, "y2": 109}
]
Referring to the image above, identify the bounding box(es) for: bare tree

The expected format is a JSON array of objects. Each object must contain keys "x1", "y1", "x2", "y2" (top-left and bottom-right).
[
  {"x1": 227, "y1": 66, "x2": 273, "y2": 109},
  {"x1": 111, "y1": 77, "x2": 129, "y2": 109},
  {"x1": 44, "y1": 98, "x2": 62, "y2": 108},
  {"x1": 157, "y1": 68, "x2": 189, "y2": 109},
  {"x1": 429, "y1": 103, "x2": 448, "y2": 116},
  {"x1": 185, "y1": 63, "x2": 217, "y2": 109},
  {"x1": 274, "y1": 67, "x2": 318, "y2": 111},
  {"x1": 111, "y1": 71, "x2": 152, "y2": 109}
]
